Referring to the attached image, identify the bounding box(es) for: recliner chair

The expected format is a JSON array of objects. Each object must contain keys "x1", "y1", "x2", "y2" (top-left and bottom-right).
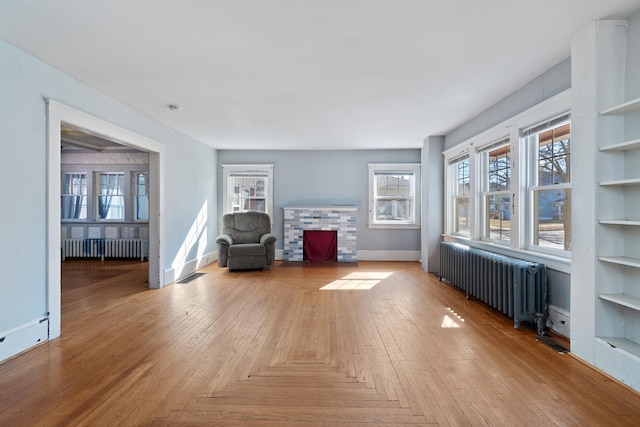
[{"x1": 216, "y1": 210, "x2": 277, "y2": 271}]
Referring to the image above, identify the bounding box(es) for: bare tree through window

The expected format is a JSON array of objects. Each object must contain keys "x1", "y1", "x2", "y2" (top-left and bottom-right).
[{"x1": 535, "y1": 123, "x2": 571, "y2": 251}]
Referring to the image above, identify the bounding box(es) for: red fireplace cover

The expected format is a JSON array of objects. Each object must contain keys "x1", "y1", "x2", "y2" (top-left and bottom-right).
[{"x1": 303, "y1": 230, "x2": 337, "y2": 262}]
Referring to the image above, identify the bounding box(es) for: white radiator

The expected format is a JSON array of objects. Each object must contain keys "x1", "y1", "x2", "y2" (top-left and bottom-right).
[{"x1": 62, "y1": 239, "x2": 148, "y2": 261}]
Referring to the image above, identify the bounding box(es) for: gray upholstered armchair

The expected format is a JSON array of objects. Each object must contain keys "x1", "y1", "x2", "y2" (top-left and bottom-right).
[{"x1": 216, "y1": 211, "x2": 277, "y2": 271}]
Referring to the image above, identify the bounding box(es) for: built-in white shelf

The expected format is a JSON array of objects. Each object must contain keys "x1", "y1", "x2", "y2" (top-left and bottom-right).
[
  {"x1": 584, "y1": 20, "x2": 640, "y2": 393},
  {"x1": 599, "y1": 256, "x2": 640, "y2": 268},
  {"x1": 600, "y1": 97, "x2": 640, "y2": 115},
  {"x1": 599, "y1": 293, "x2": 640, "y2": 311},
  {"x1": 599, "y1": 178, "x2": 640, "y2": 187},
  {"x1": 596, "y1": 337, "x2": 640, "y2": 359},
  {"x1": 600, "y1": 138, "x2": 640, "y2": 152},
  {"x1": 599, "y1": 219, "x2": 640, "y2": 226}
]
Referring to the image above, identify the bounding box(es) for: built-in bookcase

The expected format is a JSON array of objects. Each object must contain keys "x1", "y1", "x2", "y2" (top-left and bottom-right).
[
  {"x1": 572, "y1": 17, "x2": 640, "y2": 392},
  {"x1": 597, "y1": 97, "x2": 640, "y2": 359}
]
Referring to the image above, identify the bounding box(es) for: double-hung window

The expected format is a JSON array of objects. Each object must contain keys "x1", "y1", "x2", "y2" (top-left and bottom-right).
[
  {"x1": 61, "y1": 173, "x2": 87, "y2": 220},
  {"x1": 97, "y1": 172, "x2": 125, "y2": 220},
  {"x1": 449, "y1": 156, "x2": 471, "y2": 237},
  {"x1": 443, "y1": 90, "x2": 571, "y2": 263},
  {"x1": 368, "y1": 164, "x2": 420, "y2": 228},
  {"x1": 524, "y1": 116, "x2": 571, "y2": 253},
  {"x1": 133, "y1": 172, "x2": 149, "y2": 221},
  {"x1": 481, "y1": 140, "x2": 511, "y2": 243},
  {"x1": 222, "y1": 164, "x2": 274, "y2": 217}
]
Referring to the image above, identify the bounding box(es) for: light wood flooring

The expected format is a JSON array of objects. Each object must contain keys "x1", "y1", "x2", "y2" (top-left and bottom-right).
[{"x1": 1, "y1": 260, "x2": 640, "y2": 426}]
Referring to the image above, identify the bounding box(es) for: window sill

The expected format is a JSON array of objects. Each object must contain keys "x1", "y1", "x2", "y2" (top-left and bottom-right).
[
  {"x1": 368, "y1": 222, "x2": 421, "y2": 230},
  {"x1": 442, "y1": 234, "x2": 571, "y2": 273}
]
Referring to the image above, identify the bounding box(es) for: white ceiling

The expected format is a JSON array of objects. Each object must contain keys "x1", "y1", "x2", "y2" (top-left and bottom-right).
[{"x1": 2, "y1": 0, "x2": 640, "y2": 150}]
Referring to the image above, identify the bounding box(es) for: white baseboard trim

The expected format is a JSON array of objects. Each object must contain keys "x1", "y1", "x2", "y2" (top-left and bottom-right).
[
  {"x1": 547, "y1": 304, "x2": 570, "y2": 338},
  {"x1": 0, "y1": 317, "x2": 49, "y2": 363},
  {"x1": 164, "y1": 250, "x2": 217, "y2": 285},
  {"x1": 275, "y1": 250, "x2": 421, "y2": 262},
  {"x1": 357, "y1": 250, "x2": 421, "y2": 261}
]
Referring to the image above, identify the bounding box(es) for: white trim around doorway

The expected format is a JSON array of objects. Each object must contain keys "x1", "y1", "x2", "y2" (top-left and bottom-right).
[{"x1": 46, "y1": 99, "x2": 165, "y2": 340}]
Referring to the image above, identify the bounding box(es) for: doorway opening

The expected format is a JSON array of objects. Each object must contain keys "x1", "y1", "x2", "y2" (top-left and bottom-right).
[
  {"x1": 60, "y1": 124, "x2": 152, "y2": 322},
  {"x1": 47, "y1": 100, "x2": 165, "y2": 341}
]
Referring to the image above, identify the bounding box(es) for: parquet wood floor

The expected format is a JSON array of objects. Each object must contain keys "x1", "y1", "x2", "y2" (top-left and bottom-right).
[{"x1": 1, "y1": 260, "x2": 639, "y2": 426}]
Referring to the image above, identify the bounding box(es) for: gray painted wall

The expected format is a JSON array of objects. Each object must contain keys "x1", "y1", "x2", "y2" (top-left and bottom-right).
[
  {"x1": 421, "y1": 136, "x2": 444, "y2": 273},
  {"x1": 441, "y1": 57, "x2": 573, "y2": 311},
  {"x1": 217, "y1": 149, "x2": 422, "y2": 253},
  {"x1": 445, "y1": 58, "x2": 572, "y2": 150},
  {"x1": 0, "y1": 40, "x2": 217, "y2": 338},
  {"x1": 628, "y1": 13, "x2": 640, "y2": 106},
  {"x1": 547, "y1": 269, "x2": 571, "y2": 311}
]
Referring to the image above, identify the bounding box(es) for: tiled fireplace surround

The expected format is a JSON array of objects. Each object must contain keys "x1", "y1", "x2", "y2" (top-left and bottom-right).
[{"x1": 283, "y1": 206, "x2": 357, "y2": 262}]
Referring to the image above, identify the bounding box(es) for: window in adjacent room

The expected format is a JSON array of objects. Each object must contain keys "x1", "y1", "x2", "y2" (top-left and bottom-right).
[
  {"x1": 222, "y1": 164, "x2": 274, "y2": 216},
  {"x1": 524, "y1": 116, "x2": 571, "y2": 253},
  {"x1": 61, "y1": 173, "x2": 87, "y2": 220},
  {"x1": 133, "y1": 172, "x2": 149, "y2": 221},
  {"x1": 481, "y1": 139, "x2": 511, "y2": 243},
  {"x1": 97, "y1": 172, "x2": 125, "y2": 220},
  {"x1": 368, "y1": 163, "x2": 421, "y2": 229}
]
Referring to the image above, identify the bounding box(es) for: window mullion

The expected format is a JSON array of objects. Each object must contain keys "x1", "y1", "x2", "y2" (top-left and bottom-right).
[
  {"x1": 469, "y1": 149, "x2": 481, "y2": 240},
  {"x1": 511, "y1": 130, "x2": 528, "y2": 250}
]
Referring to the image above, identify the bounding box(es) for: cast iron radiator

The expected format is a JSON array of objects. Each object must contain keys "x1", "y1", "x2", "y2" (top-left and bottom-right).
[
  {"x1": 439, "y1": 241, "x2": 548, "y2": 335},
  {"x1": 62, "y1": 238, "x2": 148, "y2": 261}
]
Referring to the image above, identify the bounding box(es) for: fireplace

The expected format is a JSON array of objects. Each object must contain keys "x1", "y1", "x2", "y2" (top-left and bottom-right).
[{"x1": 283, "y1": 206, "x2": 357, "y2": 262}]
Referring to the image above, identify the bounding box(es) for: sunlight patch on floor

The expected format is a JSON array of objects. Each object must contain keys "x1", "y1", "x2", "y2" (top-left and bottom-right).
[
  {"x1": 441, "y1": 307, "x2": 465, "y2": 328},
  {"x1": 320, "y1": 272, "x2": 392, "y2": 290}
]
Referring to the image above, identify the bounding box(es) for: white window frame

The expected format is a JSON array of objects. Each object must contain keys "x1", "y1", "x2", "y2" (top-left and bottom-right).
[
  {"x1": 61, "y1": 172, "x2": 88, "y2": 221},
  {"x1": 523, "y1": 115, "x2": 571, "y2": 256},
  {"x1": 446, "y1": 155, "x2": 472, "y2": 238},
  {"x1": 96, "y1": 171, "x2": 125, "y2": 221},
  {"x1": 368, "y1": 163, "x2": 421, "y2": 229},
  {"x1": 222, "y1": 164, "x2": 274, "y2": 217},
  {"x1": 480, "y1": 139, "x2": 511, "y2": 245},
  {"x1": 132, "y1": 171, "x2": 149, "y2": 222},
  {"x1": 443, "y1": 89, "x2": 571, "y2": 271}
]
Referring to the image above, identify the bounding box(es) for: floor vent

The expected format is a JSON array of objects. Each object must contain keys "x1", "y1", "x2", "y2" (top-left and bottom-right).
[
  {"x1": 536, "y1": 336, "x2": 569, "y2": 354},
  {"x1": 176, "y1": 272, "x2": 205, "y2": 284}
]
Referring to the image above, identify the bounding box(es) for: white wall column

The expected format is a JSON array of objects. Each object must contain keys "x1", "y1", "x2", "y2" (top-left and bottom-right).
[{"x1": 570, "y1": 20, "x2": 628, "y2": 365}]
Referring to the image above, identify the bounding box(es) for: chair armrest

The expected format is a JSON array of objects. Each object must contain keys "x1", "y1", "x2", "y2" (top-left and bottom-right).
[
  {"x1": 216, "y1": 234, "x2": 234, "y2": 246},
  {"x1": 260, "y1": 233, "x2": 277, "y2": 245}
]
